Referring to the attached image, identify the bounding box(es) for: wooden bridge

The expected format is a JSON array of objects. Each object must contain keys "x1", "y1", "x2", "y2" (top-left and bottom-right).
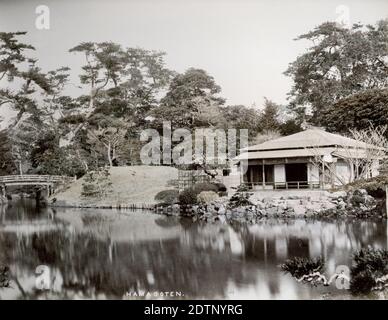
[{"x1": 0, "y1": 175, "x2": 75, "y2": 197}]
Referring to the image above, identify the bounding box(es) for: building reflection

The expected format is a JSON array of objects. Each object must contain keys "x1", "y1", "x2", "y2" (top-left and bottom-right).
[{"x1": 0, "y1": 201, "x2": 387, "y2": 300}]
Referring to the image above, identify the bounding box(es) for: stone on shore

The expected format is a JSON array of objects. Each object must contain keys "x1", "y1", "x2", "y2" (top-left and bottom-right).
[{"x1": 175, "y1": 187, "x2": 384, "y2": 223}]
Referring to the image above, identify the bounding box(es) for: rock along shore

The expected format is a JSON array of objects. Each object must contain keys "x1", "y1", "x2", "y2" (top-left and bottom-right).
[
  {"x1": 157, "y1": 188, "x2": 386, "y2": 223},
  {"x1": 48, "y1": 184, "x2": 386, "y2": 224}
]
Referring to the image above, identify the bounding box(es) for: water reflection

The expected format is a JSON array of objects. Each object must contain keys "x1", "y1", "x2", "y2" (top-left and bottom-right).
[{"x1": 0, "y1": 200, "x2": 387, "y2": 300}]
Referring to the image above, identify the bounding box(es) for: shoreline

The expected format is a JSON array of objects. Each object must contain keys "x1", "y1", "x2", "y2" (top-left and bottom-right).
[{"x1": 46, "y1": 197, "x2": 386, "y2": 223}]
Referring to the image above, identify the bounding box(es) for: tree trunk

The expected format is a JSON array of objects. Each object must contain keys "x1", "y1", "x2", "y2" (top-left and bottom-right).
[
  {"x1": 18, "y1": 161, "x2": 23, "y2": 176},
  {"x1": 82, "y1": 160, "x2": 88, "y2": 172},
  {"x1": 64, "y1": 89, "x2": 96, "y2": 145},
  {"x1": 385, "y1": 185, "x2": 388, "y2": 219},
  {"x1": 107, "y1": 142, "x2": 113, "y2": 167},
  {"x1": 76, "y1": 149, "x2": 89, "y2": 171}
]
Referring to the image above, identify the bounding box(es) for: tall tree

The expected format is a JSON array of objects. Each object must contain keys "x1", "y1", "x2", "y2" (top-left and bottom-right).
[
  {"x1": 64, "y1": 43, "x2": 173, "y2": 166},
  {"x1": 64, "y1": 42, "x2": 127, "y2": 144},
  {"x1": 0, "y1": 130, "x2": 15, "y2": 175},
  {"x1": 41, "y1": 67, "x2": 71, "y2": 127},
  {"x1": 9, "y1": 113, "x2": 47, "y2": 174},
  {"x1": 152, "y1": 68, "x2": 225, "y2": 129},
  {"x1": 220, "y1": 105, "x2": 261, "y2": 142},
  {"x1": 0, "y1": 32, "x2": 51, "y2": 128},
  {"x1": 0, "y1": 32, "x2": 62, "y2": 174},
  {"x1": 285, "y1": 20, "x2": 388, "y2": 125},
  {"x1": 113, "y1": 48, "x2": 174, "y2": 121},
  {"x1": 86, "y1": 114, "x2": 129, "y2": 167},
  {"x1": 66, "y1": 43, "x2": 173, "y2": 133},
  {"x1": 322, "y1": 88, "x2": 388, "y2": 137},
  {"x1": 259, "y1": 98, "x2": 281, "y2": 132}
]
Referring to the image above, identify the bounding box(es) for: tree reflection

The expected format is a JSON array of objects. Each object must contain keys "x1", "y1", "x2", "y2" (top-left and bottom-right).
[
  {"x1": 0, "y1": 224, "x2": 250, "y2": 299},
  {"x1": 0, "y1": 202, "x2": 387, "y2": 300}
]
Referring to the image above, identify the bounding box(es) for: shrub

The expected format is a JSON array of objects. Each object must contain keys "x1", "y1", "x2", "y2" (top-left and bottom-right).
[
  {"x1": 351, "y1": 248, "x2": 388, "y2": 276},
  {"x1": 155, "y1": 189, "x2": 179, "y2": 205},
  {"x1": 81, "y1": 168, "x2": 112, "y2": 198},
  {"x1": 178, "y1": 188, "x2": 198, "y2": 205},
  {"x1": 192, "y1": 182, "x2": 218, "y2": 194},
  {"x1": 228, "y1": 193, "x2": 252, "y2": 208},
  {"x1": 228, "y1": 184, "x2": 253, "y2": 208},
  {"x1": 350, "y1": 248, "x2": 388, "y2": 294},
  {"x1": 0, "y1": 264, "x2": 10, "y2": 288},
  {"x1": 350, "y1": 271, "x2": 376, "y2": 295},
  {"x1": 214, "y1": 182, "x2": 227, "y2": 192},
  {"x1": 281, "y1": 257, "x2": 325, "y2": 279},
  {"x1": 343, "y1": 175, "x2": 388, "y2": 198},
  {"x1": 197, "y1": 191, "x2": 219, "y2": 204},
  {"x1": 350, "y1": 192, "x2": 366, "y2": 206},
  {"x1": 235, "y1": 184, "x2": 249, "y2": 192},
  {"x1": 192, "y1": 182, "x2": 227, "y2": 198}
]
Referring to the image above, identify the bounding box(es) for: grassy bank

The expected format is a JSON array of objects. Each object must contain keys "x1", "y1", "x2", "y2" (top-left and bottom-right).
[{"x1": 50, "y1": 166, "x2": 178, "y2": 208}]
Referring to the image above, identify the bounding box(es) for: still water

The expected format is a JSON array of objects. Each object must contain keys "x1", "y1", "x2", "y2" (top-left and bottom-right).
[{"x1": 0, "y1": 199, "x2": 387, "y2": 300}]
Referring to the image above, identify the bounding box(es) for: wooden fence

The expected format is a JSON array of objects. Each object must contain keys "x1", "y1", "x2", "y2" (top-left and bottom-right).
[{"x1": 178, "y1": 170, "x2": 211, "y2": 191}]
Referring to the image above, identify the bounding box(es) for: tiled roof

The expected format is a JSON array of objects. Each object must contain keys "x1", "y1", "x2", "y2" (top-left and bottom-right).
[{"x1": 242, "y1": 129, "x2": 382, "y2": 152}]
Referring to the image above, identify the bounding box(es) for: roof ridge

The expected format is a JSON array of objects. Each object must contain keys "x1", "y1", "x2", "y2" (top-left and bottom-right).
[{"x1": 243, "y1": 128, "x2": 383, "y2": 152}]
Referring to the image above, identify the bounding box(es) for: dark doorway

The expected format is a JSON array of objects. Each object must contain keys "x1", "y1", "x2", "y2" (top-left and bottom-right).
[
  {"x1": 264, "y1": 165, "x2": 274, "y2": 183},
  {"x1": 245, "y1": 164, "x2": 274, "y2": 185},
  {"x1": 285, "y1": 163, "x2": 307, "y2": 187}
]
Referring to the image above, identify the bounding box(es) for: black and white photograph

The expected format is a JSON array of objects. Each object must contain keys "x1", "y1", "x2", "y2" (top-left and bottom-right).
[{"x1": 0, "y1": 0, "x2": 388, "y2": 307}]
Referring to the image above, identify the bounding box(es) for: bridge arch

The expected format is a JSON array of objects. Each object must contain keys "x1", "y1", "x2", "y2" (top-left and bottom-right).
[{"x1": 0, "y1": 175, "x2": 75, "y2": 198}]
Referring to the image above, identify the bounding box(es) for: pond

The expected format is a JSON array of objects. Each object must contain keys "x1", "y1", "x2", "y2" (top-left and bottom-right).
[{"x1": 0, "y1": 199, "x2": 387, "y2": 300}]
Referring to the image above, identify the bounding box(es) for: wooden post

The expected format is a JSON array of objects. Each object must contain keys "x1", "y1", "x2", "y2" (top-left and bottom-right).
[
  {"x1": 46, "y1": 184, "x2": 51, "y2": 198},
  {"x1": 239, "y1": 165, "x2": 242, "y2": 185},
  {"x1": 262, "y1": 162, "x2": 266, "y2": 189},
  {"x1": 386, "y1": 185, "x2": 388, "y2": 219},
  {"x1": 386, "y1": 185, "x2": 388, "y2": 250}
]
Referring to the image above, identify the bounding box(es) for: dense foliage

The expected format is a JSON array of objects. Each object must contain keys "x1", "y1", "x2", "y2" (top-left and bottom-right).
[
  {"x1": 153, "y1": 68, "x2": 225, "y2": 129},
  {"x1": 81, "y1": 168, "x2": 112, "y2": 198},
  {"x1": 322, "y1": 88, "x2": 388, "y2": 136},
  {"x1": 178, "y1": 188, "x2": 198, "y2": 205},
  {"x1": 154, "y1": 189, "x2": 179, "y2": 205},
  {"x1": 0, "y1": 19, "x2": 387, "y2": 176},
  {"x1": 281, "y1": 248, "x2": 388, "y2": 295},
  {"x1": 177, "y1": 182, "x2": 227, "y2": 206},
  {"x1": 350, "y1": 248, "x2": 388, "y2": 294},
  {"x1": 285, "y1": 20, "x2": 388, "y2": 125},
  {"x1": 342, "y1": 174, "x2": 388, "y2": 198},
  {"x1": 192, "y1": 182, "x2": 219, "y2": 194},
  {"x1": 228, "y1": 184, "x2": 253, "y2": 208},
  {"x1": 0, "y1": 264, "x2": 10, "y2": 288},
  {"x1": 0, "y1": 130, "x2": 15, "y2": 175},
  {"x1": 281, "y1": 257, "x2": 325, "y2": 279}
]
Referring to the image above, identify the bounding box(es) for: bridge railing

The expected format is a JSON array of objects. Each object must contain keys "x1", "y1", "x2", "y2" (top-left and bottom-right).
[{"x1": 0, "y1": 175, "x2": 75, "y2": 184}]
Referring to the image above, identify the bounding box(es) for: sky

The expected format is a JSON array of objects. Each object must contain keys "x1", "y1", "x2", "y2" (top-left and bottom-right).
[{"x1": 0, "y1": 0, "x2": 387, "y2": 111}]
